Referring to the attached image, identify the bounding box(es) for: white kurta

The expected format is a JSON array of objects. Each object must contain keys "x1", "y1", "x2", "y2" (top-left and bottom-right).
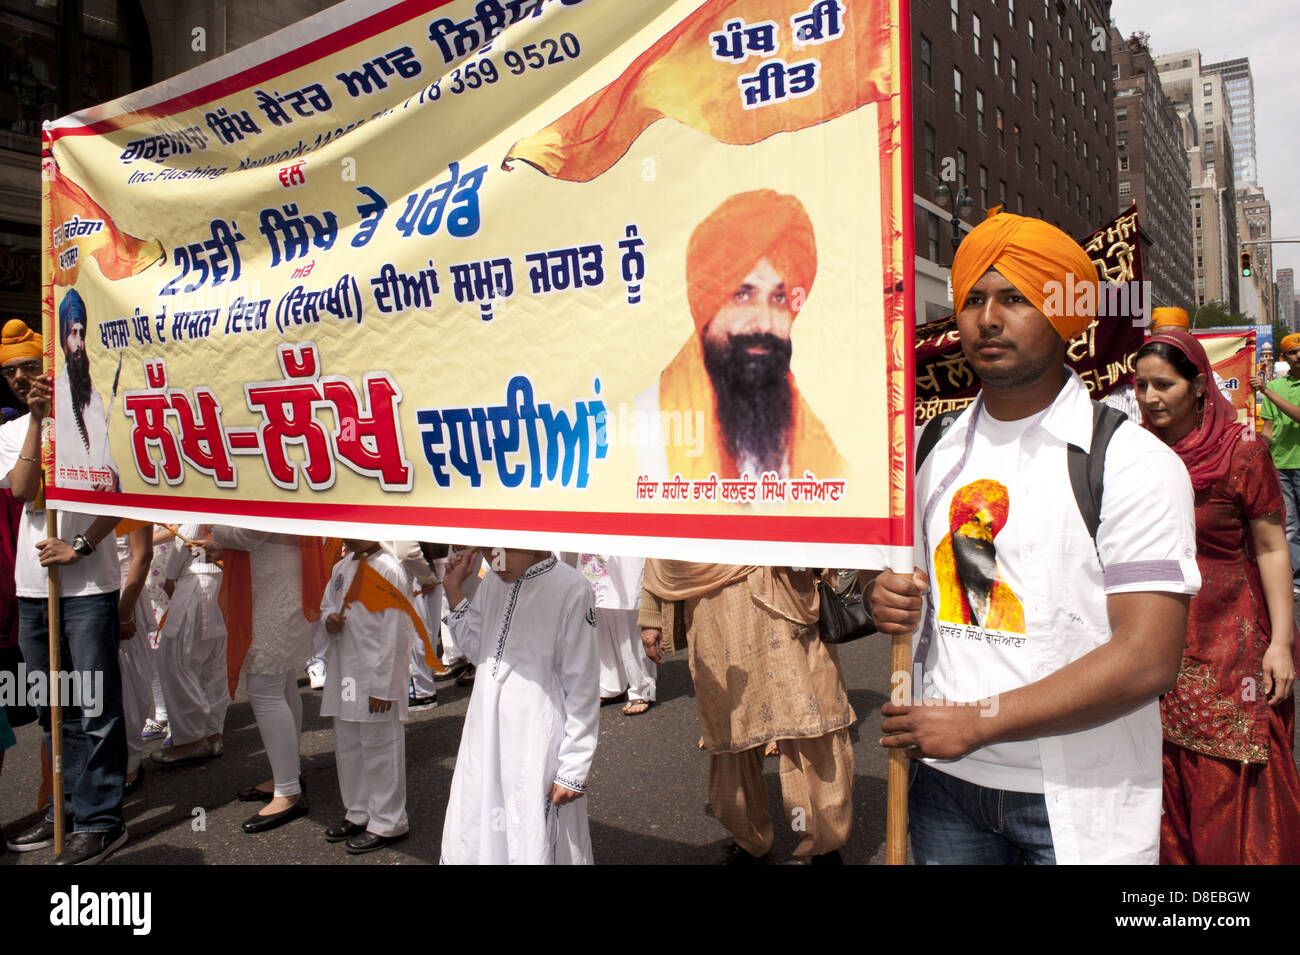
[
  {"x1": 159, "y1": 523, "x2": 229, "y2": 745},
  {"x1": 209, "y1": 527, "x2": 312, "y2": 676},
  {"x1": 440, "y1": 556, "x2": 599, "y2": 865},
  {"x1": 319, "y1": 550, "x2": 415, "y2": 723},
  {"x1": 580, "y1": 555, "x2": 656, "y2": 702},
  {"x1": 117, "y1": 535, "x2": 157, "y2": 775}
]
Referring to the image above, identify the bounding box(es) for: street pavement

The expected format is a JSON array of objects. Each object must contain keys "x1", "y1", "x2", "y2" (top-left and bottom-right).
[
  {"x1": 0, "y1": 635, "x2": 894, "y2": 866},
  {"x1": 6, "y1": 630, "x2": 1297, "y2": 867}
]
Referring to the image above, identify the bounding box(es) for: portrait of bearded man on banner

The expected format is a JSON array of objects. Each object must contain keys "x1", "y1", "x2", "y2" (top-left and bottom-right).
[
  {"x1": 54, "y1": 288, "x2": 119, "y2": 492},
  {"x1": 634, "y1": 189, "x2": 847, "y2": 483}
]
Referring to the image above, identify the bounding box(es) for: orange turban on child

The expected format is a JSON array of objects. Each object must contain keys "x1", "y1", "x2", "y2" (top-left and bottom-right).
[
  {"x1": 0, "y1": 319, "x2": 42, "y2": 365},
  {"x1": 951, "y1": 211, "x2": 1099, "y2": 341},
  {"x1": 685, "y1": 189, "x2": 817, "y2": 334}
]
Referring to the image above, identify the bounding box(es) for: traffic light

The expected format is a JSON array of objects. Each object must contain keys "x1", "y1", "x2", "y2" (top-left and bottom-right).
[{"x1": 1241, "y1": 251, "x2": 1252, "y2": 277}]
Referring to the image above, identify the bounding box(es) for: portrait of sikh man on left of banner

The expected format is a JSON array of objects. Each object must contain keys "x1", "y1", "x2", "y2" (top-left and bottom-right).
[
  {"x1": 54, "y1": 288, "x2": 120, "y2": 492},
  {"x1": 634, "y1": 189, "x2": 848, "y2": 483}
]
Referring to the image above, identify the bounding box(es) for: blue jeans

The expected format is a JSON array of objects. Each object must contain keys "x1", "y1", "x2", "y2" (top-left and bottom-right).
[
  {"x1": 18, "y1": 592, "x2": 125, "y2": 833},
  {"x1": 909, "y1": 761, "x2": 1056, "y2": 864},
  {"x1": 1276, "y1": 468, "x2": 1300, "y2": 583}
]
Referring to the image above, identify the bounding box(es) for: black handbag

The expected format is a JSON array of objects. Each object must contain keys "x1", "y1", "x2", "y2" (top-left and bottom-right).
[{"x1": 816, "y1": 571, "x2": 876, "y2": 644}]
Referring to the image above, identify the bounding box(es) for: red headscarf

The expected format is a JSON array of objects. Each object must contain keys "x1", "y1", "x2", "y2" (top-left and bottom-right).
[{"x1": 1139, "y1": 327, "x2": 1243, "y2": 490}]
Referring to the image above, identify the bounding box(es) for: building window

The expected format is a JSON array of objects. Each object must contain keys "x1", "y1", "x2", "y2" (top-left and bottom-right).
[
  {"x1": 1116, "y1": 107, "x2": 1127, "y2": 122},
  {"x1": 1065, "y1": 171, "x2": 1071, "y2": 198},
  {"x1": 1059, "y1": 60, "x2": 1065, "y2": 89},
  {"x1": 920, "y1": 34, "x2": 932, "y2": 87},
  {"x1": 1013, "y1": 123, "x2": 1022, "y2": 163},
  {"x1": 973, "y1": 12, "x2": 982, "y2": 56},
  {"x1": 1205, "y1": 139, "x2": 1214, "y2": 156},
  {"x1": 1112, "y1": 62, "x2": 1119, "y2": 80},
  {"x1": 1017, "y1": 192, "x2": 1024, "y2": 214},
  {"x1": 1119, "y1": 180, "x2": 1130, "y2": 197},
  {"x1": 1045, "y1": 42, "x2": 1051, "y2": 78},
  {"x1": 951, "y1": 0, "x2": 959, "y2": 32},
  {"x1": 1197, "y1": 255, "x2": 1203, "y2": 268},
  {"x1": 1119, "y1": 155, "x2": 1129, "y2": 171},
  {"x1": 993, "y1": 36, "x2": 1001, "y2": 75},
  {"x1": 1052, "y1": 160, "x2": 1058, "y2": 195},
  {"x1": 1010, "y1": 56, "x2": 1018, "y2": 96},
  {"x1": 1085, "y1": 193, "x2": 1090, "y2": 218},
  {"x1": 1034, "y1": 143, "x2": 1042, "y2": 180},
  {"x1": 1031, "y1": 79, "x2": 1038, "y2": 115},
  {"x1": 999, "y1": 179, "x2": 1007, "y2": 207},
  {"x1": 956, "y1": 148, "x2": 967, "y2": 181},
  {"x1": 927, "y1": 213, "x2": 941, "y2": 261},
  {"x1": 1008, "y1": 0, "x2": 1015, "y2": 28},
  {"x1": 1203, "y1": 82, "x2": 1212, "y2": 95},
  {"x1": 924, "y1": 124, "x2": 936, "y2": 176},
  {"x1": 995, "y1": 106, "x2": 1004, "y2": 148},
  {"x1": 976, "y1": 88, "x2": 985, "y2": 131},
  {"x1": 979, "y1": 165, "x2": 988, "y2": 207},
  {"x1": 1027, "y1": 16, "x2": 1034, "y2": 49},
  {"x1": 1195, "y1": 215, "x2": 1201, "y2": 228},
  {"x1": 954, "y1": 67, "x2": 964, "y2": 114}
]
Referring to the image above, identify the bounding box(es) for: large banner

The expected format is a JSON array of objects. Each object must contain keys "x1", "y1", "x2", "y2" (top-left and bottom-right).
[
  {"x1": 41, "y1": 0, "x2": 913, "y2": 567},
  {"x1": 914, "y1": 205, "x2": 1145, "y2": 424},
  {"x1": 1195, "y1": 330, "x2": 1256, "y2": 430}
]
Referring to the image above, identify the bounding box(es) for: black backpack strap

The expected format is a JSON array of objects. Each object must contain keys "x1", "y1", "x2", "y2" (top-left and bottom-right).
[
  {"x1": 915, "y1": 410, "x2": 961, "y2": 472},
  {"x1": 1067, "y1": 401, "x2": 1127, "y2": 548}
]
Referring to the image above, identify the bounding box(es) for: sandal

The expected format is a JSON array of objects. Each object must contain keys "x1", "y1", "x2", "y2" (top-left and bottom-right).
[{"x1": 622, "y1": 699, "x2": 651, "y2": 716}]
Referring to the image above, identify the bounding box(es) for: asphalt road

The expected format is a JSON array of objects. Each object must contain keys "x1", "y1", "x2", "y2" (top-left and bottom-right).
[{"x1": 0, "y1": 634, "x2": 895, "y2": 866}]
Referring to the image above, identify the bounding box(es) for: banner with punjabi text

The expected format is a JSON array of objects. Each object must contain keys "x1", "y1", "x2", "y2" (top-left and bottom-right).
[{"x1": 41, "y1": 0, "x2": 913, "y2": 567}]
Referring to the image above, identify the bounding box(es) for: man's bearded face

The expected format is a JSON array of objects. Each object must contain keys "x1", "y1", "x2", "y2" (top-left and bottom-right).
[
  {"x1": 701, "y1": 258, "x2": 795, "y2": 473},
  {"x1": 64, "y1": 321, "x2": 93, "y2": 413}
]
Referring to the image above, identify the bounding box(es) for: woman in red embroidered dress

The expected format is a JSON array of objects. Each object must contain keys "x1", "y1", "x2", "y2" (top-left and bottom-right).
[{"x1": 1135, "y1": 328, "x2": 1300, "y2": 864}]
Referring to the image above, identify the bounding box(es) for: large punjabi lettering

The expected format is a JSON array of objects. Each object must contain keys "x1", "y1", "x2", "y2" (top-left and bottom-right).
[
  {"x1": 258, "y1": 202, "x2": 340, "y2": 267},
  {"x1": 335, "y1": 46, "x2": 423, "y2": 98},
  {"x1": 370, "y1": 260, "x2": 439, "y2": 314},
  {"x1": 234, "y1": 344, "x2": 412, "y2": 491},
  {"x1": 253, "y1": 83, "x2": 333, "y2": 126},
  {"x1": 739, "y1": 58, "x2": 819, "y2": 108},
  {"x1": 709, "y1": 18, "x2": 779, "y2": 62},
  {"x1": 791, "y1": 0, "x2": 846, "y2": 43},
  {"x1": 523, "y1": 244, "x2": 603, "y2": 294},
  {"x1": 394, "y1": 162, "x2": 488, "y2": 240},
  {"x1": 119, "y1": 126, "x2": 208, "y2": 164},
  {"x1": 449, "y1": 257, "x2": 512, "y2": 320},
  {"x1": 204, "y1": 106, "x2": 262, "y2": 145},
  {"x1": 425, "y1": 0, "x2": 555, "y2": 64},
  {"x1": 275, "y1": 274, "x2": 363, "y2": 333},
  {"x1": 123, "y1": 358, "x2": 237, "y2": 487},
  {"x1": 351, "y1": 186, "x2": 388, "y2": 248},
  {"x1": 416, "y1": 375, "x2": 607, "y2": 489},
  {"x1": 158, "y1": 219, "x2": 246, "y2": 296}
]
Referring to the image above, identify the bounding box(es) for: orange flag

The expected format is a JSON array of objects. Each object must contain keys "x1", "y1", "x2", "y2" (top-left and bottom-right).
[
  {"x1": 343, "y1": 556, "x2": 445, "y2": 673},
  {"x1": 504, "y1": 0, "x2": 890, "y2": 182},
  {"x1": 46, "y1": 159, "x2": 164, "y2": 286}
]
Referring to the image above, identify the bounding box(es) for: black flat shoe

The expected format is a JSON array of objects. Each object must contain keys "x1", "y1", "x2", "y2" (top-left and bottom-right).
[
  {"x1": 124, "y1": 765, "x2": 144, "y2": 796},
  {"x1": 242, "y1": 798, "x2": 309, "y2": 834},
  {"x1": 236, "y1": 785, "x2": 275, "y2": 802},
  {"x1": 345, "y1": 830, "x2": 409, "y2": 855},
  {"x1": 324, "y1": 820, "x2": 367, "y2": 843}
]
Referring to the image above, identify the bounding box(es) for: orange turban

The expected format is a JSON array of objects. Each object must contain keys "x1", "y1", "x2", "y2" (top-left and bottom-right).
[
  {"x1": 1151, "y1": 307, "x2": 1189, "y2": 331},
  {"x1": 0, "y1": 319, "x2": 42, "y2": 366},
  {"x1": 685, "y1": 189, "x2": 817, "y2": 334},
  {"x1": 951, "y1": 211, "x2": 1099, "y2": 341},
  {"x1": 949, "y1": 479, "x2": 1010, "y2": 538},
  {"x1": 1281, "y1": 334, "x2": 1300, "y2": 354}
]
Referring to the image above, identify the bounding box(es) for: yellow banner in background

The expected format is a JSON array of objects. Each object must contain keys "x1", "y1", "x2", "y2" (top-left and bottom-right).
[{"x1": 42, "y1": 0, "x2": 912, "y2": 566}]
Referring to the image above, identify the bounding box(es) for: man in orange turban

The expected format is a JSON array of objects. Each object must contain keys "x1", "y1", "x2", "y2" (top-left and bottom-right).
[
  {"x1": 0, "y1": 319, "x2": 44, "y2": 413},
  {"x1": 1150, "y1": 307, "x2": 1190, "y2": 332},
  {"x1": 865, "y1": 211, "x2": 1200, "y2": 864},
  {"x1": 636, "y1": 190, "x2": 846, "y2": 482}
]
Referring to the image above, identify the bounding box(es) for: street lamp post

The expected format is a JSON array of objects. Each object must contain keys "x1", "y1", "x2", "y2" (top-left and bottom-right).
[{"x1": 934, "y1": 181, "x2": 976, "y2": 250}]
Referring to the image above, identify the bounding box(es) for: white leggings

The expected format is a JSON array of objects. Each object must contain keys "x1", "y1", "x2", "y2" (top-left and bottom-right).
[{"x1": 245, "y1": 670, "x2": 303, "y2": 797}]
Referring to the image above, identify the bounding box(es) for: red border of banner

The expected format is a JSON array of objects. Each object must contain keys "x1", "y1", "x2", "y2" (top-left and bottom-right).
[{"x1": 47, "y1": 487, "x2": 898, "y2": 545}]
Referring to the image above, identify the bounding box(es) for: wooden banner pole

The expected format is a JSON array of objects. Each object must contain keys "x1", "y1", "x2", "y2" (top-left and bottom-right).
[
  {"x1": 46, "y1": 507, "x2": 64, "y2": 855},
  {"x1": 885, "y1": 627, "x2": 912, "y2": 865}
]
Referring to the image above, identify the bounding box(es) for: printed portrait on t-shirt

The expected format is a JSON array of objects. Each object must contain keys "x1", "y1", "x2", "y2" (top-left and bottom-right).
[{"x1": 932, "y1": 479, "x2": 1025, "y2": 633}]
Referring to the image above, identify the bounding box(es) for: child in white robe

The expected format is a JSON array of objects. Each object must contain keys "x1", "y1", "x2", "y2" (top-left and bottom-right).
[
  {"x1": 320, "y1": 540, "x2": 415, "y2": 854},
  {"x1": 116, "y1": 526, "x2": 155, "y2": 790},
  {"x1": 440, "y1": 548, "x2": 599, "y2": 865}
]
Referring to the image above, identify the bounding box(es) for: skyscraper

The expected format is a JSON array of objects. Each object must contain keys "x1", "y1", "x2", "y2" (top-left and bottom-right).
[{"x1": 1202, "y1": 58, "x2": 1258, "y2": 188}]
